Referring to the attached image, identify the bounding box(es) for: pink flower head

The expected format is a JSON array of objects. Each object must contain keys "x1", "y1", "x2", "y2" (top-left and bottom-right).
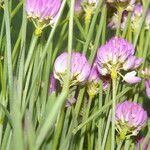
[
  {"x1": 87, "y1": 61, "x2": 110, "y2": 97},
  {"x1": 115, "y1": 101, "x2": 148, "y2": 139},
  {"x1": 142, "y1": 68, "x2": 150, "y2": 98},
  {"x1": 96, "y1": 37, "x2": 142, "y2": 84},
  {"x1": 25, "y1": 0, "x2": 61, "y2": 34},
  {"x1": 49, "y1": 73, "x2": 56, "y2": 94},
  {"x1": 54, "y1": 52, "x2": 91, "y2": 87}
]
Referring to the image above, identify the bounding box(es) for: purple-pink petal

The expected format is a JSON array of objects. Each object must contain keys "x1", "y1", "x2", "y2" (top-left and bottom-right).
[
  {"x1": 115, "y1": 100, "x2": 148, "y2": 136},
  {"x1": 54, "y1": 52, "x2": 91, "y2": 86},
  {"x1": 25, "y1": 0, "x2": 61, "y2": 21},
  {"x1": 49, "y1": 73, "x2": 56, "y2": 94}
]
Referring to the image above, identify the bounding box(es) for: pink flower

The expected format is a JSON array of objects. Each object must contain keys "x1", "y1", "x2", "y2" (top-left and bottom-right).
[
  {"x1": 116, "y1": 101, "x2": 148, "y2": 139},
  {"x1": 25, "y1": 0, "x2": 61, "y2": 34},
  {"x1": 96, "y1": 37, "x2": 142, "y2": 84},
  {"x1": 54, "y1": 52, "x2": 91, "y2": 86}
]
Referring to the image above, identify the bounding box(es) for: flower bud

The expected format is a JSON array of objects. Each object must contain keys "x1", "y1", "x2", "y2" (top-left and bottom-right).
[
  {"x1": 49, "y1": 73, "x2": 56, "y2": 94},
  {"x1": 75, "y1": 0, "x2": 83, "y2": 15},
  {"x1": 54, "y1": 52, "x2": 91, "y2": 87}
]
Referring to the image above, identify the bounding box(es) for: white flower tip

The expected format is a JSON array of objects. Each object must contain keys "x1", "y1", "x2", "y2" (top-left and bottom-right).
[{"x1": 123, "y1": 71, "x2": 141, "y2": 84}]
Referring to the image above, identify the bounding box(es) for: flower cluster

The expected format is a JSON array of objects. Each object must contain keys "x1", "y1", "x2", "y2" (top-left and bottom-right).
[
  {"x1": 96, "y1": 37, "x2": 142, "y2": 83},
  {"x1": 108, "y1": 3, "x2": 150, "y2": 31},
  {"x1": 142, "y1": 68, "x2": 150, "y2": 98},
  {"x1": 25, "y1": 0, "x2": 61, "y2": 35},
  {"x1": 115, "y1": 101, "x2": 148, "y2": 140},
  {"x1": 53, "y1": 52, "x2": 91, "y2": 87}
]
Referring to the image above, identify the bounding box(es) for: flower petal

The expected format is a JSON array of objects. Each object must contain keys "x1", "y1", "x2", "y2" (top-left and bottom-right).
[{"x1": 123, "y1": 71, "x2": 141, "y2": 84}]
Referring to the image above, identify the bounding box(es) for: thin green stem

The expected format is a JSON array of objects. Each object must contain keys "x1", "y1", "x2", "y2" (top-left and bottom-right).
[
  {"x1": 73, "y1": 102, "x2": 111, "y2": 134},
  {"x1": 124, "y1": 139, "x2": 131, "y2": 150},
  {"x1": 116, "y1": 8, "x2": 123, "y2": 36},
  {"x1": 111, "y1": 78, "x2": 117, "y2": 150},
  {"x1": 97, "y1": 81, "x2": 103, "y2": 150},
  {"x1": 52, "y1": 106, "x2": 65, "y2": 150},
  {"x1": 102, "y1": 110, "x2": 112, "y2": 150},
  {"x1": 24, "y1": 34, "x2": 38, "y2": 76},
  {"x1": 116, "y1": 140, "x2": 123, "y2": 150},
  {"x1": 79, "y1": 97, "x2": 93, "y2": 150},
  {"x1": 133, "y1": 1, "x2": 150, "y2": 48},
  {"x1": 4, "y1": 1, "x2": 24, "y2": 149},
  {"x1": 83, "y1": 0, "x2": 103, "y2": 54}
]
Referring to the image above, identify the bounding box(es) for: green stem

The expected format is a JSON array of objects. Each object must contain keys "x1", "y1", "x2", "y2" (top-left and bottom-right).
[
  {"x1": 124, "y1": 139, "x2": 131, "y2": 150},
  {"x1": 116, "y1": 8, "x2": 123, "y2": 36},
  {"x1": 52, "y1": 106, "x2": 65, "y2": 150},
  {"x1": 59, "y1": 88, "x2": 85, "y2": 149},
  {"x1": 83, "y1": 0, "x2": 103, "y2": 55},
  {"x1": 116, "y1": 140, "x2": 123, "y2": 150},
  {"x1": 79, "y1": 97, "x2": 93, "y2": 150},
  {"x1": 73, "y1": 105, "x2": 104, "y2": 134},
  {"x1": 111, "y1": 78, "x2": 117, "y2": 150},
  {"x1": 4, "y1": 1, "x2": 24, "y2": 149},
  {"x1": 133, "y1": 1, "x2": 150, "y2": 48},
  {"x1": 97, "y1": 81, "x2": 103, "y2": 150},
  {"x1": 24, "y1": 34, "x2": 38, "y2": 76},
  {"x1": 35, "y1": 89, "x2": 68, "y2": 150},
  {"x1": 35, "y1": 0, "x2": 71, "y2": 148},
  {"x1": 89, "y1": 4, "x2": 106, "y2": 64},
  {"x1": 102, "y1": 110, "x2": 112, "y2": 150},
  {"x1": 59, "y1": 107, "x2": 72, "y2": 146}
]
